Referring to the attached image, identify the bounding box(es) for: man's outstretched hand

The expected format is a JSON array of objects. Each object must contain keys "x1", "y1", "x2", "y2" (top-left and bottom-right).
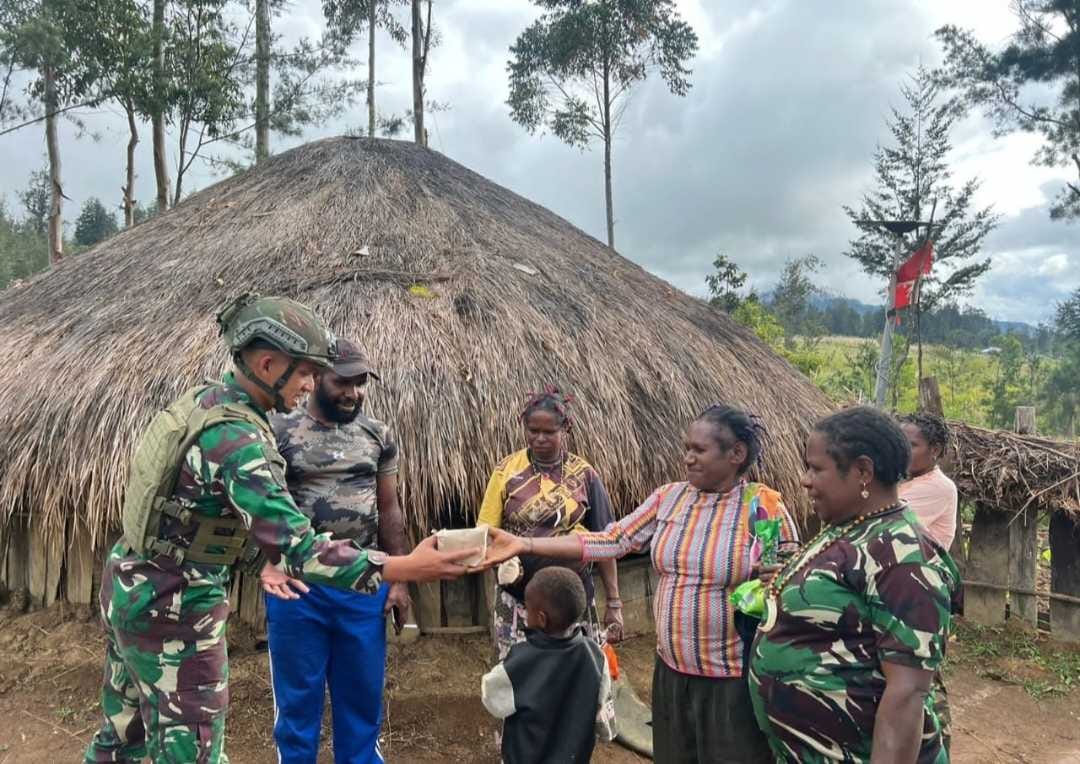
[{"x1": 260, "y1": 561, "x2": 311, "y2": 600}]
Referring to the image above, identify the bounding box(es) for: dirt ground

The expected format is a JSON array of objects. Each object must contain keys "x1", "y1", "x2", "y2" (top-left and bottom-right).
[{"x1": 0, "y1": 606, "x2": 1078, "y2": 763}]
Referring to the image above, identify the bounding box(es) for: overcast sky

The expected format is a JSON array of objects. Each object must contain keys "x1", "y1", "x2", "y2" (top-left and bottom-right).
[{"x1": 1, "y1": 0, "x2": 1078, "y2": 324}]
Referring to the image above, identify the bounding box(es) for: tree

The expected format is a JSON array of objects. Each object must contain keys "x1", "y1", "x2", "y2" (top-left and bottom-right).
[
  {"x1": 0, "y1": 197, "x2": 48, "y2": 288},
  {"x1": 74, "y1": 197, "x2": 119, "y2": 246},
  {"x1": 507, "y1": 0, "x2": 697, "y2": 248},
  {"x1": 411, "y1": 0, "x2": 432, "y2": 145},
  {"x1": 0, "y1": 0, "x2": 101, "y2": 264},
  {"x1": 844, "y1": 67, "x2": 999, "y2": 387},
  {"x1": 986, "y1": 334, "x2": 1027, "y2": 428},
  {"x1": 705, "y1": 253, "x2": 752, "y2": 313},
  {"x1": 768, "y1": 255, "x2": 823, "y2": 339},
  {"x1": 1056, "y1": 286, "x2": 1080, "y2": 342},
  {"x1": 167, "y1": 0, "x2": 246, "y2": 204},
  {"x1": 322, "y1": 0, "x2": 407, "y2": 138},
  {"x1": 17, "y1": 168, "x2": 51, "y2": 236},
  {"x1": 935, "y1": 2, "x2": 1080, "y2": 219}
]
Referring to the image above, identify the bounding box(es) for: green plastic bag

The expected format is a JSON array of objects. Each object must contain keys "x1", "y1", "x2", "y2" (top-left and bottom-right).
[
  {"x1": 730, "y1": 578, "x2": 765, "y2": 618},
  {"x1": 754, "y1": 518, "x2": 781, "y2": 566}
]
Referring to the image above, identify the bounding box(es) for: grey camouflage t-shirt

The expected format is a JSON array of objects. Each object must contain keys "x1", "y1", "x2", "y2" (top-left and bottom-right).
[{"x1": 273, "y1": 409, "x2": 399, "y2": 547}]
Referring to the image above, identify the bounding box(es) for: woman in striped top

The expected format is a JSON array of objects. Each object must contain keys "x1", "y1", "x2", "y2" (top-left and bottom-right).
[{"x1": 485, "y1": 404, "x2": 799, "y2": 764}]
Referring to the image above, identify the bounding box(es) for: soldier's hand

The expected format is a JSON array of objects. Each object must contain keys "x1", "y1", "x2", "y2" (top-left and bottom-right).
[
  {"x1": 383, "y1": 535, "x2": 481, "y2": 582},
  {"x1": 260, "y1": 561, "x2": 310, "y2": 600}
]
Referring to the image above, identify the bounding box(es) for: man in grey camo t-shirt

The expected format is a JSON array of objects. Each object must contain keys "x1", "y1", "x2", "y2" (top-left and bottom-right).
[{"x1": 268, "y1": 338, "x2": 412, "y2": 764}]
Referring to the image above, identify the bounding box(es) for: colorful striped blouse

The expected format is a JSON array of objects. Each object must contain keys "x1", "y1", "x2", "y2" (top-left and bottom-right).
[{"x1": 580, "y1": 481, "x2": 798, "y2": 678}]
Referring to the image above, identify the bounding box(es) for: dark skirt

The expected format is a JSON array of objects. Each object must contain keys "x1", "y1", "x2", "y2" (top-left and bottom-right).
[{"x1": 651, "y1": 657, "x2": 773, "y2": 764}]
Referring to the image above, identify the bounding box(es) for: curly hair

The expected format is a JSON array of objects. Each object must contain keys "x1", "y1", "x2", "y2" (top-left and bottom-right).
[
  {"x1": 525, "y1": 567, "x2": 586, "y2": 632},
  {"x1": 813, "y1": 406, "x2": 911, "y2": 486},
  {"x1": 898, "y1": 411, "x2": 950, "y2": 454},
  {"x1": 696, "y1": 403, "x2": 768, "y2": 475},
  {"x1": 520, "y1": 385, "x2": 574, "y2": 431}
]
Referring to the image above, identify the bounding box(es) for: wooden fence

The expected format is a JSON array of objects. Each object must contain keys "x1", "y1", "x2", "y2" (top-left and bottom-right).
[{"x1": 954, "y1": 406, "x2": 1080, "y2": 641}]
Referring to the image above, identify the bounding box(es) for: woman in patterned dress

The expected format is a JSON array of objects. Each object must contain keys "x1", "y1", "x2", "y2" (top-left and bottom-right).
[
  {"x1": 476, "y1": 387, "x2": 623, "y2": 660},
  {"x1": 485, "y1": 403, "x2": 799, "y2": 764}
]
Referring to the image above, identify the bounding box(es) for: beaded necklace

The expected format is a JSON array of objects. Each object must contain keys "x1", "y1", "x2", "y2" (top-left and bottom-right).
[{"x1": 759, "y1": 501, "x2": 905, "y2": 632}]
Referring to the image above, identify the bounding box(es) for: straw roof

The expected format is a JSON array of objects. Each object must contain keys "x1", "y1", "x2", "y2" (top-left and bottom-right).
[
  {"x1": 0, "y1": 137, "x2": 833, "y2": 543},
  {"x1": 950, "y1": 422, "x2": 1080, "y2": 514}
]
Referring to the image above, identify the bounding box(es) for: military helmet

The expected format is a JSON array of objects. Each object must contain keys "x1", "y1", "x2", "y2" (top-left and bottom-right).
[{"x1": 216, "y1": 293, "x2": 336, "y2": 368}]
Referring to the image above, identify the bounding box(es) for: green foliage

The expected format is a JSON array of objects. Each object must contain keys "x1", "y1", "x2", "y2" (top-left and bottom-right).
[
  {"x1": 74, "y1": 197, "x2": 119, "y2": 246},
  {"x1": 844, "y1": 67, "x2": 998, "y2": 312},
  {"x1": 953, "y1": 621, "x2": 1080, "y2": 699},
  {"x1": 507, "y1": 1, "x2": 698, "y2": 145},
  {"x1": 732, "y1": 299, "x2": 784, "y2": 350},
  {"x1": 16, "y1": 168, "x2": 50, "y2": 236},
  {"x1": 1057, "y1": 288, "x2": 1080, "y2": 343},
  {"x1": 768, "y1": 255, "x2": 824, "y2": 342},
  {"x1": 986, "y1": 334, "x2": 1029, "y2": 427},
  {"x1": 706, "y1": 253, "x2": 751, "y2": 312},
  {"x1": 935, "y1": 3, "x2": 1080, "y2": 219},
  {"x1": 0, "y1": 198, "x2": 48, "y2": 288}
]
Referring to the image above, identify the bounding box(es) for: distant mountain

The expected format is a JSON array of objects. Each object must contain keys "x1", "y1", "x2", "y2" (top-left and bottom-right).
[{"x1": 766, "y1": 291, "x2": 1039, "y2": 336}]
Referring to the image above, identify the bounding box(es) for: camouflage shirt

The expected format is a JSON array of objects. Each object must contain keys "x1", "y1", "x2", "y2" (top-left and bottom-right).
[
  {"x1": 748, "y1": 506, "x2": 958, "y2": 764},
  {"x1": 272, "y1": 409, "x2": 398, "y2": 547},
  {"x1": 102, "y1": 374, "x2": 381, "y2": 639}
]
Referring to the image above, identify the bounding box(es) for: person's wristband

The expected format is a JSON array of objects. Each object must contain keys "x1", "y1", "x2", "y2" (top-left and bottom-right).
[
  {"x1": 525, "y1": 537, "x2": 535, "y2": 554},
  {"x1": 606, "y1": 598, "x2": 623, "y2": 609}
]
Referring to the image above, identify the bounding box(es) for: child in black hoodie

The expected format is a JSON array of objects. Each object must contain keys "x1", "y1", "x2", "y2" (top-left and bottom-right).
[{"x1": 481, "y1": 567, "x2": 617, "y2": 763}]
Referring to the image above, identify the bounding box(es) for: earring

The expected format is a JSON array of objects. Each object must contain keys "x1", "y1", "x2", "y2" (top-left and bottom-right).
[{"x1": 860, "y1": 483, "x2": 870, "y2": 500}]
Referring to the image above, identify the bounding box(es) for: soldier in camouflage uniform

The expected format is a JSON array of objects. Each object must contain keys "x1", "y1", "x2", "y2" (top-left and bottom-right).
[
  {"x1": 748, "y1": 407, "x2": 960, "y2": 764},
  {"x1": 84, "y1": 295, "x2": 478, "y2": 764},
  {"x1": 268, "y1": 338, "x2": 411, "y2": 763}
]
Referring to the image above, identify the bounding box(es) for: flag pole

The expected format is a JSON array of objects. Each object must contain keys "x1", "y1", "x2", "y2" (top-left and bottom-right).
[
  {"x1": 915, "y1": 199, "x2": 938, "y2": 386},
  {"x1": 873, "y1": 235, "x2": 903, "y2": 409}
]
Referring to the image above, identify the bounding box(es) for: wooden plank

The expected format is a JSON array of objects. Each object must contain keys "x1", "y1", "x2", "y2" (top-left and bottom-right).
[
  {"x1": 965, "y1": 505, "x2": 1009, "y2": 626},
  {"x1": 6, "y1": 517, "x2": 29, "y2": 611},
  {"x1": 65, "y1": 523, "x2": 96, "y2": 607},
  {"x1": 1008, "y1": 508, "x2": 1039, "y2": 627},
  {"x1": 415, "y1": 581, "x2": 442, "y2": 632},
  {"x1": 1049, "y1": 511, "x2": 1080, "y2": 643},
  {"x1": 28, "y1": 514, "x2": 63, "y2": 609},
  {"x1": 919, "y1": 376, "x2": 944, "y2": 416}
]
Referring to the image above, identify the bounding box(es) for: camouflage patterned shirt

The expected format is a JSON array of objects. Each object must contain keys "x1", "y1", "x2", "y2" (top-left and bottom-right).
[
  {"x1": 103, "y1": 374, "x2": 381, "y2": 638},
  {"x1": 748, "y1": 506, "x2": 958, "y2": 764},
  {"x1": 272, "y1": 409, "x2": 398, "y2": 546}
]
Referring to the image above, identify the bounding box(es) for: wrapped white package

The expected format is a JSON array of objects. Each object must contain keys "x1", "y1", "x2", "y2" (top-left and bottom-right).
[
  {"x1": 434, "y1": 524, "x2": 488, "y2": 566},
  {"x1": 497, "y1": 556, "x2": 523, "y2": 586}
]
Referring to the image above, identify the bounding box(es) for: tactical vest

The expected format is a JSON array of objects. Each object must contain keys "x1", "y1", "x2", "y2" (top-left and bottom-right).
[{"x1": 122, "y1": 383, "x2": 280, "y2": 566}]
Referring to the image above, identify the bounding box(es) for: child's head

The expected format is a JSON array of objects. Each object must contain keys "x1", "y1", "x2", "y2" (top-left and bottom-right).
[{"x1": 524, "y1": 567, "x2": 586, "y2": 635}]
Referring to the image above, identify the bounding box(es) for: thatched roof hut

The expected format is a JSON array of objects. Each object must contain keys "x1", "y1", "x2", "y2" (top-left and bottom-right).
[{"x1": 0, "y1": 137, "x2": 834, "y2": 611}]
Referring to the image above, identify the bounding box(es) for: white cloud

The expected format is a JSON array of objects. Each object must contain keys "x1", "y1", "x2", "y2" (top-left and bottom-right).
[{"x1": 1, "y1": 0, "x2": 1078, "y2": 324}]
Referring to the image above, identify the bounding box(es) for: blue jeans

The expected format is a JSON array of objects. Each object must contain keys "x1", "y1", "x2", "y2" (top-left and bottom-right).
[{"x1": 266, "y1": 582, "x2": 389, "y2": 764}]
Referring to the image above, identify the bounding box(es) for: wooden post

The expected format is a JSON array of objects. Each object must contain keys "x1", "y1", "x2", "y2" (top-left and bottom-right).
[
  {"x1": 65, "y1": 522, "x2": 96, "y2": 608},
  {"x1": 1009, "y1": 408, "x2": 1040, "y2": 626},
  {"x1": 1049, "y1": 511, "x2": 1080, "y2": 642},
  {"x1": 965, "y1": 504, "x2": 1010, "y2": 625},
  {"x1": 918, "y1": 376, "x2": 944, "y2": 416},
  {"x1": 1015, "y1": 407, "x2": 1036, "y2": 435},
  {"x1": 28, "y1": 514, "x2": 63, "y2": 609},
  {"x1": 6, "y1": 517, "x2": 29, "y2": 611},
  {"x1": 415, "y1": 581, "x2": 442, "y2": 632}
]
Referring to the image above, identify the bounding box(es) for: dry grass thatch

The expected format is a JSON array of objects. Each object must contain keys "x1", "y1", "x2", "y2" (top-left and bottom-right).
[
  {"x1": 0, "y1": 137, "x2": 833, "y2": 544},
  {"x1": 950, "y1": 422, "x2": 1080, "y2": 514}
]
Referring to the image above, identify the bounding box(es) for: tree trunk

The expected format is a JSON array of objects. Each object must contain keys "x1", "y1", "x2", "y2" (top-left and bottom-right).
[
  {"x1": 255, "y1": 0, "x2": 270, "y2": 163},
  {"x1": 123, "y1": 99, "x2": 138, "y2": 227},
  {"x1": 44, "y1": 65, "x2": 62, "y2": 265},
  {"x1": 602, "y1": 55, "x2": 614, "y2": 249},
  {"x1": 367, "y1": 0, "x2": 376, "y2": 138},
  {"x1": 411, "y1": 0, "x2": 425, "y2": 146},
  {"x1": 151, "y1": 0, "x2": 170, "y2": 212}
]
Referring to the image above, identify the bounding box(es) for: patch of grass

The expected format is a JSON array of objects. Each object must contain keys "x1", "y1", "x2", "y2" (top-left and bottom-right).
[{"x1": 954, "y1": 620, "x2": 1080, "y2": 699}]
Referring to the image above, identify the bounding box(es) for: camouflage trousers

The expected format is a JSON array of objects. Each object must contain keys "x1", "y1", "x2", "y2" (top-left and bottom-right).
[{"x1": 83, "y1": 620, "x2": 230, "y2": 763}]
